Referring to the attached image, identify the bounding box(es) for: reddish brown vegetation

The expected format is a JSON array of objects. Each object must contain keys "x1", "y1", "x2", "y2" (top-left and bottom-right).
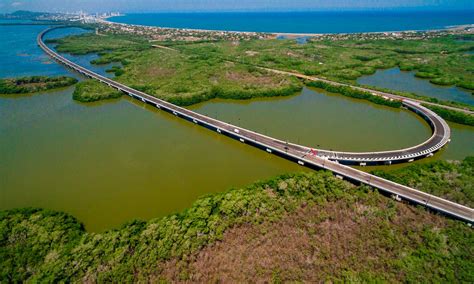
[{"x1": 158, "y1": 198, "x2": 446, "y2": 282}]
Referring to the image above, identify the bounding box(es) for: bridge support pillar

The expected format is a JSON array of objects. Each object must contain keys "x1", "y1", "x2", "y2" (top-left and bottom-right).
[{"x1": 392, "y1": 194, "x2": 402, "y2": 202}]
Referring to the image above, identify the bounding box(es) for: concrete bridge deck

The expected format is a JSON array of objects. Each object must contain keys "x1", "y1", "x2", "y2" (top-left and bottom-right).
[{"x1": 38, "y1": 28, "x2": 472, "y2": 223}]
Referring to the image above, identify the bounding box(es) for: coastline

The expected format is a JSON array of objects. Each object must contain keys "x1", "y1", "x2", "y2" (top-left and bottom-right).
[{"x1": 104, "y1": 15, "x2": 474, "y2": 38}]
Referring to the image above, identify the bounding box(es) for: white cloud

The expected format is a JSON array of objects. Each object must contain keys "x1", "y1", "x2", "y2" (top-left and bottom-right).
[{"x1": 11, "y1": 2, "x2": 23, "y2": 7}]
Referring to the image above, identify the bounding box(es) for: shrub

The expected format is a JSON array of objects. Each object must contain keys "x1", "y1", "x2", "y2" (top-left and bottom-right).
[
  {"x1": 72, "y1": 80, "x2": 122, "y2": 102},
  {"x1": 423, "y1": 104, "x2": 474, "y2": 126},
  {"x1": 457, "y1": 81, "x2": 474, "y2": 90},
  {"x1": 306, "y1": 80, "x2": 402, "y2": 108},
  {"x1": 0, "y1": 76, "x2": 77, "y2": 94},
  {"x1": 429, "y1": 77, "x2": 458, "y2": 86}
]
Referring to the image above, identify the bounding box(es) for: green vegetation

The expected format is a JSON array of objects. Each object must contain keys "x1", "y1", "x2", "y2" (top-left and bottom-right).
[
  {"x1": 45, "y1": 33, "x2": 151, "y2": 55},
  {"x1": 51, "y1": 31, "x2": 474, "y2": 126},
  {"x1": 51, "y1": 33, "x2": 302, "y2": 106},
  {"x1": 72, "y1": 79, "x2": 122, "y2": 102},
  {"x1": 358, "y1": 84, "x2": 474, "y2": 112},
  {"x1": 305, "y1": 80, "x2": 402, "y2": 108},
  {"x1": 415, "y1": 71, "x2": 438, "y2": 79},
  {"x1": 195, "y1": 36, "x2": 473, "y2": 87},
  {"x1": 373, "y1": 156, "x2": 474, "y2": 207},
  {"x1": 53, "y1": 32, "x2": 474, "y2": 113},
  {"x1": 1, "y1": 158, "x2": 473, "y2": 282},
  {"x1": 0, "y1": 76, "x2": 77, "y2": 94},
  {"x1": 458, "y1": 81, "x2": 474, "y2": 90},
  {"x1": 171, "y1": 35, "x2": 473, "y2": 107},
  {"x1": 429, "y1": 77, "x2": 459, "y2": 86},
  {"x1": 423, "y1": 104, "x2": 474, "y2": 126},
  {"x1": 105, "y1": 65, "x2": 124, "y2": 77}
]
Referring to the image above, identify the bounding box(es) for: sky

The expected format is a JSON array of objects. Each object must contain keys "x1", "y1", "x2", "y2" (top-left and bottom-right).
[{"x1": 0, "y1": 0, "x2": 473, "y2": 13}]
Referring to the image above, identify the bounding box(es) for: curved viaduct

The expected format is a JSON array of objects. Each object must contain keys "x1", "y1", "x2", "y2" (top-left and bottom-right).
[{"x1": 38, "y1": 28, "x2": 472, "y2": 223}]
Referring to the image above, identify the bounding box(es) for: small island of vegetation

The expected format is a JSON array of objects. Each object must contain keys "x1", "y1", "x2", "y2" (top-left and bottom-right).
[
  {"x1": 0, "y1": 76, "x2": 77, "y2": 95},
  {"x1": 72, "y1": 79, "x2": 122, "y2": 102}
]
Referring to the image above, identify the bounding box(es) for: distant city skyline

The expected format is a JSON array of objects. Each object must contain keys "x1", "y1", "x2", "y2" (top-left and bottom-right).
[{"x1": 0, "y1": 0, "x2": 473, "y2": 13}]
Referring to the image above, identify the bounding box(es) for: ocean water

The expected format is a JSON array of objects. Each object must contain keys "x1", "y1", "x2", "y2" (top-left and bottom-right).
[{"x1": 109, "y1": 11, "x2": 474, "y2": 34}]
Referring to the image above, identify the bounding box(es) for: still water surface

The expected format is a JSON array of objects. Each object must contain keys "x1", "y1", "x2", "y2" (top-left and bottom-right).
[
  {"x1": 1, "y1": 26, "x2": 473, "y2": 231},
  {"x1": 358, "y1": 67, "x2": 474, "y2": 106},
  {"x1": 109, "y1": 11, "x2": 474, "y2": 34}
]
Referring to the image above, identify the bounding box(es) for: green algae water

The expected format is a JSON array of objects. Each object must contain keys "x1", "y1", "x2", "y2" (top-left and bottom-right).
[
  {"x1": 1, "y1": 25, "x2": 473, "y2": 232},
  {"x1": 1, "y1": 90, "x2": 304, "y2": 231},
  {"x1": 190, "y1": 88, "x2": 432, "y2": 152}
]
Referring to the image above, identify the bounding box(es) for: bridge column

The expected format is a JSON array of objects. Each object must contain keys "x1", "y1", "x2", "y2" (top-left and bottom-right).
[{"x1": 392, "y1": 194, "x2": 402, "y2": 202}]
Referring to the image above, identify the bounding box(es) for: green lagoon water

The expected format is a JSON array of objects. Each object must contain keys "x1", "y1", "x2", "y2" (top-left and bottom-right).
[{"x1": 1, "y1": 25, "x2": 473, "y2": 231}]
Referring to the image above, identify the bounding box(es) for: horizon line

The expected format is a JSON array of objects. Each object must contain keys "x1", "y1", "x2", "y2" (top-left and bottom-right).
[{"x1": 6, "y1": 7, "x2": 474, "y2": 14}]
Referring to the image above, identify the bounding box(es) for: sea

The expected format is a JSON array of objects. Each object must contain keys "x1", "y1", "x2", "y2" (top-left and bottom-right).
[{"x1": 109, "y1": 10, "x2": 474, "y2": 34}]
